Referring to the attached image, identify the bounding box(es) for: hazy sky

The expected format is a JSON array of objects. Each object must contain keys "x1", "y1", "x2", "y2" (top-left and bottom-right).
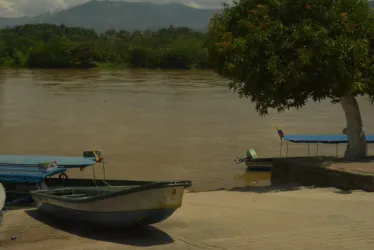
[{"x1": 0, "y1": 0, "x2": 229, "y2": 17}]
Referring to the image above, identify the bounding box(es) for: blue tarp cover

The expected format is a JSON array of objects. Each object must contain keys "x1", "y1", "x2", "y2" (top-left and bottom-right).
[
  {"x1": 0, "y1": 155, "x2": 96, "y2": 168},
  {"x1": 0, "y1": 166, "x2": 67, "y2": 184},
  {"x1": 284, "y1": 135, "x2": 374, "y2": 144}
]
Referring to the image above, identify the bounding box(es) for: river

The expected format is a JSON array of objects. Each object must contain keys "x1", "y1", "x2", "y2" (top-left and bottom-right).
[{"x1": 0, "y1": 69, "x2": 373, "y2": 191}]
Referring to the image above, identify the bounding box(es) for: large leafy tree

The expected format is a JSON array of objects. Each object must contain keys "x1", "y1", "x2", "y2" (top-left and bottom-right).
[{"x1": 208, "y1": 0, "x2": 374, "y2": 160}]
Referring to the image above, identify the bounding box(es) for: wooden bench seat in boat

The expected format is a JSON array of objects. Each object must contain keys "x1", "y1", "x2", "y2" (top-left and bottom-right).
[{"x1": 61, "y1": 194, "x2": 87, "y2": 198}]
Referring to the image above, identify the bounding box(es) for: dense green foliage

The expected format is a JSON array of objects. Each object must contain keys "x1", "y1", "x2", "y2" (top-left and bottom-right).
[
  {"x1": 0, "y1": 24, "x2": 212, "y2": 69},
  {"x1": 208, "y1": 0, "x2": 374, "y2": 114},
  {"x1": 208, "y1": 0, "x2": 374, "y2": 160}
]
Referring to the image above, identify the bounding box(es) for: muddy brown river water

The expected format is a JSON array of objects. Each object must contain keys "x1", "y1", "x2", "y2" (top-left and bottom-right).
[{"x1": 0, "y1": 69, "x2": 373, "y2": 191}]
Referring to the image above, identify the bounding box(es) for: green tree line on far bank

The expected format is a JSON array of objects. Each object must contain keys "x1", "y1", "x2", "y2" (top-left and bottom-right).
[{"x1": 0, "y1": 24, "x2": 213, "y2": 69}]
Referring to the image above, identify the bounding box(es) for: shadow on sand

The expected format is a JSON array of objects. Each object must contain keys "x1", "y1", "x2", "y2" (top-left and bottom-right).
[
  {"x1": 333, "y1": 190, "x2": 353, "y2": 195},
  {"x1": 228, "y1": 183, "x2": 303, "y2": 193},
  {"x1": 25, "y1": 209, "x2": 175, "y2": 247},
  {"x1": 229, "y1": 184, "x2": 357, "y2": 194}
]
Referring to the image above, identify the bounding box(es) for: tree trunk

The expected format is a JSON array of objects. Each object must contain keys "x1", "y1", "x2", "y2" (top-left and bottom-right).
[{"x1": 340, "y1": 95, "x2": 366, "y2": 160}]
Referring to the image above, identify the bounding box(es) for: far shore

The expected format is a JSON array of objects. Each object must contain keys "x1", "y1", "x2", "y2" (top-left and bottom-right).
[{"x1": 0, "y1": 64, "x2": 216, "y2": 71}]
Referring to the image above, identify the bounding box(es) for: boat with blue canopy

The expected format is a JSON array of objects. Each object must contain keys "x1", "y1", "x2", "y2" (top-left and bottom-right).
[
  {"x1": 275, "y1": 126, "x2": 374, "y2": 156},
  {"x1": 0, "y1": 154, "x2": 100, "y2": 169},
  {"x1": 0, "y1": 165, "x2": 67, "y2": 184},
  {"x1": 0, "y1": 150, "x2": 103, "y2": 205},
  {"x1": 0, "y1": 162, "x2": 70, "y2": 205},
  {"x1": 0, "y1": 151, "x2": 104, "y2": 189}
]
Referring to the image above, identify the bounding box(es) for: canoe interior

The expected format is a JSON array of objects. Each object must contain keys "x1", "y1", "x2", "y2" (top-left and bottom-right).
[
  {"x1": 48, "y1": 178, "x2": 154, "y2": 187},
  {"x1": 37, "y1": 185, "x2": 141, "y2": 199},
  {"x1": 3, "y1": 178, "x2": 158, "y2": 206}
]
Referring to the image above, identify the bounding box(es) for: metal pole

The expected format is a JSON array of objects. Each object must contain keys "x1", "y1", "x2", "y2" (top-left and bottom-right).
[
  {"x1": 308, "y1": 143, "x2": 310, "y2": 156},
  {"x1": 286, "y1": 141, "x2": 289, "y2": 157},
  {"x1": 336, "y1": 144, "x2": 338, "y2": 157},
  {"x1": 92, "y1": 164, "x2": 97, "y2": 189},
  {"x1": 316, "y1": 143, "x2": 319, "y2": 156},
  {"x1": 280, "y1": 140, "x2": 283, "y2": 157}
]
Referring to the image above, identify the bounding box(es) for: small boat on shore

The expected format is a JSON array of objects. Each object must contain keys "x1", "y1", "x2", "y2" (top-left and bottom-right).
[
  {"x1": 31, "y1": 180, "x2": 191, "y2": 228},
  {"x1": 0, "y1": 163, "x2": 68, "y2": 205},
  {"x1": 0, "y1": 151, "x2": 102, "y2": 169},
  {"x1": 0, "y1": 182, "x2": 5, "y2": 224},
  {"x1": 0, "y1": 151, "x2": 104, "y2": 204}
]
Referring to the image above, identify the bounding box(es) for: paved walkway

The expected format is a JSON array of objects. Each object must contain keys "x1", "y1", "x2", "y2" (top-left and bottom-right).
[
  {"x1": 328, "y1": 161, "x2": 374, "y2": 175},
  {"x1": 1, "y1": 188, "x2": 374, "y2": 250}
]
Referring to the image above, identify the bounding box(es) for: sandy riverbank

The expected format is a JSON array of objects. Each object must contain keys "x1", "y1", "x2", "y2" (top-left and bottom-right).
[{"x1": 1, "y1": 187, "x2": 374, "y2": 250}]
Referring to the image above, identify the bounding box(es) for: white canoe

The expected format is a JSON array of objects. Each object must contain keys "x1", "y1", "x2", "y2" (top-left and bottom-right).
[{"x1": 31, "y1": 180, "x2": 192, "y2": 228}]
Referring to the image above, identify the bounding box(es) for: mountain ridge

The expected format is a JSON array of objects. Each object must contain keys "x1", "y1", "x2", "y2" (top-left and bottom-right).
[{"x1": 0, "y1": 1, "x2": 218, "y2": 32}]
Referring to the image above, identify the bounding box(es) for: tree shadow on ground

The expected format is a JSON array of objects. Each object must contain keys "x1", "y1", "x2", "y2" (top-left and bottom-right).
[
  {"x1": 333, "y1": 190, "x2": 353, "y2": 195},
  {"x1": 228, "y1": 183, "x2": 304, "y2": 193},
  {"x1": 25, "y1": 209, "x2": 174, "y2": 247},
  {"x1": 229, "y1": 184, "x2": 358, "y2": 195}
]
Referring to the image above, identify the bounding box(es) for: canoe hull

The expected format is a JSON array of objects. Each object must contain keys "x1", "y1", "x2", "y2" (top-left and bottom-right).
[
  {"x1": 32, "y1": 183, "x2": 190, "y2": 227},
  {"x1": 3, "y1": 178, "x2": 183, "y2": 206},
  {"x1": 37, "y1": 203, "x2": 176, "y2": 227}
]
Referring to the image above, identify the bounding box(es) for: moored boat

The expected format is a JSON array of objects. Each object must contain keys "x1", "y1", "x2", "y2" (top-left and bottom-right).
[
  {"x1": 234, "y1": 149, "x2": 273, "y2": 172},
  {"x1": 0, "y1": 163, "x2": 68, "y2": 205},
  {"x1": 0, "y1": 151, "x2": 104, "y2": 205},
  {"x1": 31, "y1": 180, "x2": 192, "y2": 228},
  {"x1": 0, "y1": 154, "x2": 99, "y2": 168}
]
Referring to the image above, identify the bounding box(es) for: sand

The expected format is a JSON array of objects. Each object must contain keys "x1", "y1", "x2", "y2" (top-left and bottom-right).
[{"x1": 1, "y1": 187, "x2": 374, "y2": 250}]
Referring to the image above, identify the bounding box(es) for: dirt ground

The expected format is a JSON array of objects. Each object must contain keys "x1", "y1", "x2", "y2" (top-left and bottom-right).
[{"x1": 1, "y1": 187, "x2": 374, "y2": 250}]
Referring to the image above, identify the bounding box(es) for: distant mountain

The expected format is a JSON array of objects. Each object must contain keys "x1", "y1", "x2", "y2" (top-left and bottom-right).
[
  {"x1": 0, "y1": 16, "x2": 34, "y2": 27},
  {"x1": 0, "y1": 0, "x2": 218, "y2": 32}
]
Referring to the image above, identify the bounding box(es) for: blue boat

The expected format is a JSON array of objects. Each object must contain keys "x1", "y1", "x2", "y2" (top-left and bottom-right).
[
  {"x1": 0, "y1": 163, "x2": 69, "y2": 205},
  {"x1": 31, "y1": 180, "x2": 192, "y2": 228},
  {"x1": 0, "y1": 150, "x2": 104, "y2": 204},
  {"x1": 0, "y1": 154, "x2": 98, "y2": 168},
  {"x1": 0, "y1": 165, "x2": 67, "y2": 184}
]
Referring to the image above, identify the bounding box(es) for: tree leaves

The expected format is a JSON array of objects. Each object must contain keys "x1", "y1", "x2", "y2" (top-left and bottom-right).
[{"x1": 208, "y1": 0, "x2": 374, "y2": 115}]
